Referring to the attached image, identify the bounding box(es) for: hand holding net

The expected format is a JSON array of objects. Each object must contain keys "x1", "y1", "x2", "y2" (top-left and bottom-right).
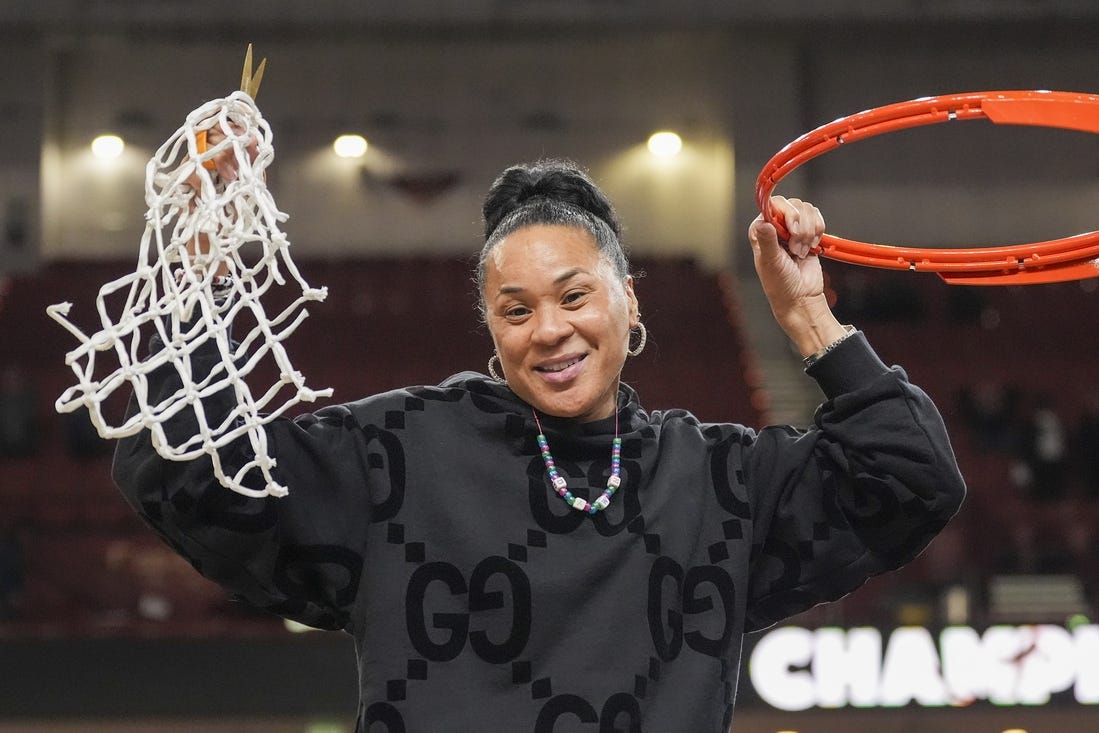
[{"x1": 47, "y1": 55, "x2": 331, "y2": 498}]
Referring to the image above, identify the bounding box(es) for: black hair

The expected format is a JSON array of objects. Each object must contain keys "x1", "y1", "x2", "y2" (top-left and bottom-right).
[{"x1": 476, "y1": 159, "x2": 630, "y2": 319}]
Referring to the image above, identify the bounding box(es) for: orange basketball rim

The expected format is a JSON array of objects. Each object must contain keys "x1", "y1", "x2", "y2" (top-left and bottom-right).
[{"x1": 756, "y1": 90, "x2": 1099, "y2": 284}]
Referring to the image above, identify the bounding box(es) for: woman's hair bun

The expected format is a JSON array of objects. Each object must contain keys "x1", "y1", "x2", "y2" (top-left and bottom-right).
[{"x1": 482, "y1": 159, "x2": 620, "y2": 241}]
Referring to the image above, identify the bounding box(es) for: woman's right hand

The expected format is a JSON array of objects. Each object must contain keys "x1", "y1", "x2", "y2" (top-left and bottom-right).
[
  {"x1": 187, "y1": 121, "x2": 259, "y2": 188},
  {"x1": 183, "y1": 121, "x2": 260, "y2": 275}
]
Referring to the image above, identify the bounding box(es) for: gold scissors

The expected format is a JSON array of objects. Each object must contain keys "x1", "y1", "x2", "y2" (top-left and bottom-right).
[
  {"x1": 239, "y1": 43, "x2": 266, "y2": 99},
  {"x1": 196, "y1": 44, "x2": 267, "y2": 169}
]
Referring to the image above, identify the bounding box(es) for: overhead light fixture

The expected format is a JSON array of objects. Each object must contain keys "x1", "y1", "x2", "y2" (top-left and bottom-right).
[
  {"x1": 91, "y1": 134, "x2": 125, "y2": 159},
  {"x1": 647, "y1": 130, "x2": 682, "y2": 158},
  {"x1": 333, "y1": 134, "x2": 368, "y2": 159}
]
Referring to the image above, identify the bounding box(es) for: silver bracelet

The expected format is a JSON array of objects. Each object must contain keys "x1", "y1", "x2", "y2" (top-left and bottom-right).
[{"x1": 803, "y1": 324, "x2": 856, "y2": 369}]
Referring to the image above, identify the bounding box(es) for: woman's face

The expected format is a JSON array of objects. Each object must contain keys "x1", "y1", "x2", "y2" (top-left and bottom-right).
[{"x1": 484, "y1": 224, "x2": 639, "y2": 422}]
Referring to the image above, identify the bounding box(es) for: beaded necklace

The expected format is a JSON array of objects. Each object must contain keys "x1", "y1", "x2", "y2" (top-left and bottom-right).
[{"x1": 532, "y1": 408, "x2": 621, "y2": 515}]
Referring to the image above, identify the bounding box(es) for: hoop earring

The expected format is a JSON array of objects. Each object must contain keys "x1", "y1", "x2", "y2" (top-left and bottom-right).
[
  {"x1": 488, "y1": 353, "x2": 506, "y2": 383},
  {"x1": 627, "y1": 321, "x2": 647, "y2": 357}
]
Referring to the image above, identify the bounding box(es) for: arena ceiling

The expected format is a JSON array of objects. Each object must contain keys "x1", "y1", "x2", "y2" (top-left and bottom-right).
[{"x1": 3, "y1": 0, "x2": 1099, "y2": 32}]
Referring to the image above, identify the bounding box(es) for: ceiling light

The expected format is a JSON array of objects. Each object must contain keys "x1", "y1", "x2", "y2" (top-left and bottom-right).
[
  {"x1": 333, "y1": 134, "x2": 368, "y2": 158},
  {"x1": 647, "y1": 130, "x2": 682, "y2": 158},
  {"x1": 91, "y1": 134, "x2": 125, "y2": 159}
]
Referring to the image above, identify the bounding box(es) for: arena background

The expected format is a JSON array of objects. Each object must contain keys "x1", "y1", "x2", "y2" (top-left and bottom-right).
[{"x1": 1, "y1": 2, "x2": 1098, "y2": 731}]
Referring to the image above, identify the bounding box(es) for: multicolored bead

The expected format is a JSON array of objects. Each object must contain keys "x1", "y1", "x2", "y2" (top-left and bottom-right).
[{"x1": 532, "y1": 409, "x2": 622, "y2": 516}]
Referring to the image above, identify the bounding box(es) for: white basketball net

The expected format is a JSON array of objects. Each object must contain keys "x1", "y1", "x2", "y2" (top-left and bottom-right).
[{"x1": 47, "y1": 90, "x2": 331, "y2": 498}]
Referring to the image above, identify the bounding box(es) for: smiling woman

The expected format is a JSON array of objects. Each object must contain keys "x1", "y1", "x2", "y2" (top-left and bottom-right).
[
  {"x1": 476, "y1": 162, "x2": 643, "y2": 424},
  {"x1": 110, "y1": 146, "x2": 966, "y2": 731},
  {"x1": 483, "y1": 222, "x2": 638, "y2": 422}
]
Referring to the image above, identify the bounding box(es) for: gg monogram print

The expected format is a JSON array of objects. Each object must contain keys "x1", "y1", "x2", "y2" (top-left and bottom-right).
[{"x1": 113, "y1": 331, "x2": 964, "y2": 731}]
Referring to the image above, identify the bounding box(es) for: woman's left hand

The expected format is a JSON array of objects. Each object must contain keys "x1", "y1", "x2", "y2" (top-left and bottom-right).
[
  {"x1": 748, "y1": 196, "x2": 825, "y2": 303},
  {"x1": 749, "y1": 196, "x2": 846, "y2": 357}
]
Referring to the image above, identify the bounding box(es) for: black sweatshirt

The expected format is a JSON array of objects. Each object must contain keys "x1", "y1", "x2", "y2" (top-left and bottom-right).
[{"x1": 113, "y1": 331, "x2": 965, "y2": 731}]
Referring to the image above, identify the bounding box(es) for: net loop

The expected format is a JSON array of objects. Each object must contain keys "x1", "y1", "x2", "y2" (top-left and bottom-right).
[{"x1": 47, "y1": 91, "x2": 331, "y2": 498}]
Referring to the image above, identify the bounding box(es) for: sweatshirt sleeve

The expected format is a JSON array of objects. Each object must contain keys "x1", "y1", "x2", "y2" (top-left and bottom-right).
[
  {"x1": 111, "y1": 336, "x2": 383, "y2": 632},
  {"x1": 741, "y1": 331, "x2": 966, "y2": 632}
]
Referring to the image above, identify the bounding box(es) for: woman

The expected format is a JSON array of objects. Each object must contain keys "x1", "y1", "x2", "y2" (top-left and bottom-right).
[{"x1": 114, "y1": 157, "x2": 965, "y2": 731}]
